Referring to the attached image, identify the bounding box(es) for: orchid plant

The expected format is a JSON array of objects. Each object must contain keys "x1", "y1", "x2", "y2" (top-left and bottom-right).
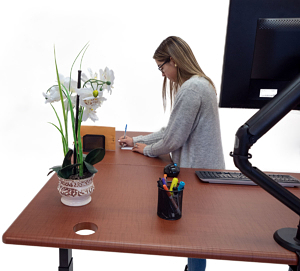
[{"x1": 43, "y1": 43, "x2": 115, "y2": 179}]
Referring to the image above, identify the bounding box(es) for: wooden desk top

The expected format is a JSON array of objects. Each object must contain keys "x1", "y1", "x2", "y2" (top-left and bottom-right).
[{"x1": 3, "y1": 131, "x2": 300, "y2": 265}]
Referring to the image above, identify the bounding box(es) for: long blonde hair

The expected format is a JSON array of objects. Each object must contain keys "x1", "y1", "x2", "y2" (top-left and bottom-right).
[{"x1": 153, "y1": 36, "x2": 215, "y2": 110}]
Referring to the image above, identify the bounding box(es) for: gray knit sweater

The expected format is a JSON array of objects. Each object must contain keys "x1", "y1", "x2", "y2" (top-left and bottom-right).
[{"x1": 133, "y1": 76, "x2": 225, "y2": 169}]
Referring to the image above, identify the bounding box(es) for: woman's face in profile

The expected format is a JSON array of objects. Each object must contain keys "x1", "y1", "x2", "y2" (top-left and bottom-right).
[{"x1": 156, "y1": 58, "x2": 177, "y2": 82}]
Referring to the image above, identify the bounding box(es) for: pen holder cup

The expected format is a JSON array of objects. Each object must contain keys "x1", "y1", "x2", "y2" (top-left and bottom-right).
[{"x1": 157, "y1": 182, "x2": 183, "y2": 220}]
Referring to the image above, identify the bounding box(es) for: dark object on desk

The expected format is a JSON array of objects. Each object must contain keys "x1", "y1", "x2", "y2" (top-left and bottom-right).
[
  {"x1": 157, "y1": 180, "x2": 183, "y2": 220},
  {"x1": 83, "y1": 134, "x2": 105, "y2": 152},
  {"x1": 195, "y1": 171, "x2": 300, "y2": 187},
  {"x1": 164, "y1": 163, "x2": 180, "y2": 177}
]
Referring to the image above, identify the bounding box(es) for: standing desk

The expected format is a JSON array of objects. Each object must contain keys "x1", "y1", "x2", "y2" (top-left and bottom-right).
[{"x1": 3, "y1": 131, "x2": 300, "y2": 270}]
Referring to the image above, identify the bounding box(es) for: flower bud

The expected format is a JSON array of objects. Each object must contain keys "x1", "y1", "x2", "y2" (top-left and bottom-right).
[
  {"x1": 93, "y1": 90, "x2": 99, "y2": 97},
  {"x1": 106, "y1": 81, "x2": 111, "y2": 85}
]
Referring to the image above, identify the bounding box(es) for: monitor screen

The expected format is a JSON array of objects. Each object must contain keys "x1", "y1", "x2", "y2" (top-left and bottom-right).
[{"x1": 219, "y1": 0, "x2": 300, "y2": 110}]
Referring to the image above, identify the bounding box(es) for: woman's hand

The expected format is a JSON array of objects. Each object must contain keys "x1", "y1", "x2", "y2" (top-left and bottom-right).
[
  {"x1": 118, "y1": 136, "x2": 134, "y2": 147},
  {"x1": 132, "y1": 143, "x2": 147, "y2": 154}
]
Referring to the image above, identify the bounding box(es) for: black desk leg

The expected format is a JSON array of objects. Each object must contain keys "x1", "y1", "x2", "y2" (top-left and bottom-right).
[
  {"x1": 289, "y1": 265, "x2": 299, "y2": 271},
  {"x1": 288, "y1": 251, "x2": 300, "y2": 271},
  {"x1": 59, "y1": 248, "x2": 73, "y2": 271}
]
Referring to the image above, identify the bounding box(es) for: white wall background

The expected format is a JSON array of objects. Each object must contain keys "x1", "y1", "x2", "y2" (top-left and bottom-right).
[{"x1": 1, "y1": 0, "x2": 299, "y2": 270}]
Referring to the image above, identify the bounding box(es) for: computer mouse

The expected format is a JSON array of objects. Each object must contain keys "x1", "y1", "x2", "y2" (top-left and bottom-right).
[{"x1": 164, "y1": 163, "x2": 180, "y2": 177}]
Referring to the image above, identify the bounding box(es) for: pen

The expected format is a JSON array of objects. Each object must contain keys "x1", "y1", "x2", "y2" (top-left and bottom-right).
[
  {"x1": 124, "y1": 124, "x2": 127, "y2": 139},
  {"x1": 163, "y1": 184, "x2": 181, "y2": 215},
  {"x1": 120, "y1": 124, "x2": 127, "y2": 148}
]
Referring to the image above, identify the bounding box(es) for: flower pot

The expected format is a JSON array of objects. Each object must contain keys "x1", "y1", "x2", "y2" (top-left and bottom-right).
[{"x1": 57, "y1": 174, "x2": 95, "y2": 206}]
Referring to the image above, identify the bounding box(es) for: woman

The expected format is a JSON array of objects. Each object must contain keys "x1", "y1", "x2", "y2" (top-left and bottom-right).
[{"x1": 119, "y1": 36, "x2": 225, "y2": 271}]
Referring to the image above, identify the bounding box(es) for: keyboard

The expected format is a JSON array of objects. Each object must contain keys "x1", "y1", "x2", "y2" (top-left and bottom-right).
[{"x1": 195, "y1": 170, "x2": 300, "y2": 187}]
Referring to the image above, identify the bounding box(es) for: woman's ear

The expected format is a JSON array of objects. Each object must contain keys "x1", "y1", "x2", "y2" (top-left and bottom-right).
[{"x1": 169, "y1": 57, "x2": 177, "y2": 67}]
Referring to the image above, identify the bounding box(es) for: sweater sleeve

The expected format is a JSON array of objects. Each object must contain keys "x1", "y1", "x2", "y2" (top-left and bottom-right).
[
  {"x1": 143, "y1": 84, "x2": 202, "y2": 157},
  {"x1": 132, "y1": 127, "x2": 166, "y2": 145}
]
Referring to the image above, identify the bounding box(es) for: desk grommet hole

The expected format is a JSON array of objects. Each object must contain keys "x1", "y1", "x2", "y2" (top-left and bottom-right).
[{"x1": 73, "y1": 222, "x2": 98, "y2": 235}]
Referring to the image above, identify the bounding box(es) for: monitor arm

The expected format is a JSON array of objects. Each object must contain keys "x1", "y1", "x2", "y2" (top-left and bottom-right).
[{"x1": 231, "y1": 74, "x2": 300, "y2": 254}]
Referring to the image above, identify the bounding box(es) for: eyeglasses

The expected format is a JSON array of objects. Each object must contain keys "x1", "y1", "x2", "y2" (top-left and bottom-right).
[{"x1": 158, "y1": 57, "x2": 170, "y2": 72}]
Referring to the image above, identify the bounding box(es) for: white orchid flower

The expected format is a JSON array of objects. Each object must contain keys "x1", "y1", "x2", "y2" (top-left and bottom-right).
[
  {"x1": 43, "y1": 73, "x2": 78, "y2": 104},
  {"x1": 87, "y1": 67, "x2": 98, "y2": 79},
  {"x1": 64, "y1": 77, "x2": 78, "y2": 94},
  {"x1": 83, "y1": 95, "x2": 106, "y2": 107},
  {"x1": 75, "y1": 87, "x2": 106, "y2": 122},
  {"x1": 100, "y1": 67, "x2": 115, "y2": 94},
  {"x1": 81, "y1": 68, "x2": 99, "y2": 90},
  {"x1": 58, "y1": 73, "x2": 78, "y2": 93},
  {"x1": 82, "y1": 107, "x2": 99, "y2": 122},
  {"x1": 76, "y1": 87, "x2": 96, "y2": 107},
  {"x1": 81, "y1": 96, "x2": 106, "y2": 122},
  {"x1": 76, "y1": 86, "x2": 105, "y2": 100},
  {"x1": 81, "y1": 72, "x2": 89, "y2": 83},
  {"x1": 64, "y1": 95, "x2": 77, "y2": 110},
  {"x1": 43, "y1": 86, "x2": 62, "y2": 103},
  {"x1": 81, "y1": 68, "x2": 98, "y2": 82}
]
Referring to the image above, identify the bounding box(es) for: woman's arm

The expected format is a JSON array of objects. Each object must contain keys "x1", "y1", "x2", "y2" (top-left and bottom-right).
[
  {"x1": 118, "y1": 127, "x2": 165, "y2": 147},
  {"x1": 132, "y1": 127, "x2": 166, "y2": 145}
]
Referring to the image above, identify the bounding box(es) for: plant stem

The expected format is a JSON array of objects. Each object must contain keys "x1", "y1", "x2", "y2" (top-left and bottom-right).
[
  {"x1": 77, "y1": 109, "x2": 84, "y2": 176},
  {"x1": 74, "y1": 70, "x2": 82, "y2": 175}
]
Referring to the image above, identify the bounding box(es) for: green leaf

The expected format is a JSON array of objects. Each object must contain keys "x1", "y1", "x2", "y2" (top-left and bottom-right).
[
  {"x1": 47, "y1": 165, "x2": 62, "y2": 176},
  {"x1": 83, "y1": 161, "x2": 98, "y2": 174},
  {"x1": 70, "y1": 42, "x2": 90, "y2": 80},
  {"x1": 50, "y1": 165, "x2": 62, "y2": 172},
  {"x1": 58, "y1": 163, "x2": 80, "y2": 179},
  {"x1": 54, "y1": 46, "x2": 69, "y2": 156},
  {"x1": 62, "y1": 149, "x2": 73, "y2": 168},
  {"x1": 85, "y1": 148, "x2": 105, "y2": 165}
]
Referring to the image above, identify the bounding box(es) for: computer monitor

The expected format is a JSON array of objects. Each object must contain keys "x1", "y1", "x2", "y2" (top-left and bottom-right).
[{"x1": 219, "y1": 0, "x2": 300, "y2": 110}]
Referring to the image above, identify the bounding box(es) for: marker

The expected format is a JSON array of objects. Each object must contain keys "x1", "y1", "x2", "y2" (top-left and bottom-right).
[
  {"x1": 162, "y1": 178, "x2": 167, "y2": 186},
  {"x1": 163, "y1": 184, "x2": 181, "y2": 215},
  {"x1": 170, "y1": 178, "x2": 178, "y2": 192},
  {"x1": 178, "y1": 181, "x2": 185, "y2": 191}
]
